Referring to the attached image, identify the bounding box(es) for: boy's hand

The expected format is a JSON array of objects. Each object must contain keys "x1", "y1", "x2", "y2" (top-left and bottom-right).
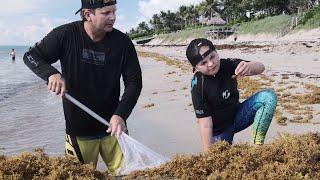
[{"x1": 235, "y1": 61, "x2": 250, "y2": 76}]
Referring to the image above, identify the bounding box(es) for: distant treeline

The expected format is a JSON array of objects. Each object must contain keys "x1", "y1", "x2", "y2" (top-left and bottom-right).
[{"x1": 128, "y1": 0, "x2": 320, "y2": 39}]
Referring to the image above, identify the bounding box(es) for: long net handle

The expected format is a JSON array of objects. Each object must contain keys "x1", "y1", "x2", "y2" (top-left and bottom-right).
[
  {"x1": 65, "y1": 93, "x2": 136, "y2": 140},
  {"x1": 64, "y1": 93, "x2": 111, "y2": 127}
]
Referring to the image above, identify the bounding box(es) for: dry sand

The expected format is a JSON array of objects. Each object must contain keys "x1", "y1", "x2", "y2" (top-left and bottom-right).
[
  {"x1": 126, "y1": 57, "x2": 202, "y2": 157},
  {"x1": 129, "y1": 32, "x2": 320, "y2": 157}
]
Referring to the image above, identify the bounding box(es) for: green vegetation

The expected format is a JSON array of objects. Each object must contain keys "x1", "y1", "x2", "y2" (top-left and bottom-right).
[
  {"x1": 297, "y1": 5, "x2": 320, "y2": 29},
  {"x1": 156, "y1": 26, "x2": 212, "y2": 43},
  {"x1": 237, "y1": 15, "x2": 293, "y2": 34},
  {"x1": 128, "y1": 0, "x2": 320, "y2": 39},
  {"x1": 137, "y1": 15, "x2": 293, "y2": 42},
  {"x1": 132, "y1": 35, "x2": 154, "y2": 41}
]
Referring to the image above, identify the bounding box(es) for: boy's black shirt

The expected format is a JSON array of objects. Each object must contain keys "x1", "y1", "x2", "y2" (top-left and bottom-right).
[{"x1": 191, "y1": 58, "x2": 245, "y2": 135}]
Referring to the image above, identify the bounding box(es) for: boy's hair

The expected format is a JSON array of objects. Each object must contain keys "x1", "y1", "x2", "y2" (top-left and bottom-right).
[{"x1": 186, "y1": 38, "x2": 216, "y2": 67}]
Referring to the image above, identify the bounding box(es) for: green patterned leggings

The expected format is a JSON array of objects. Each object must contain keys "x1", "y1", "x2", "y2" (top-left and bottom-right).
[{"x1": 211, "y1": 89, "x2": 278, "y2": 144}]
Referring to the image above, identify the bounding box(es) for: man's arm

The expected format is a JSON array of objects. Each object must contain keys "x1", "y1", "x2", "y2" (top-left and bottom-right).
[
  {"x1": 108, "y1": 40, "x2": 142, "y2": 138},
  {"x1": 113, "y1": 41, "x2": 142, "y2": 120},
  {"x1": 23, "y1": 28, "x2": 66, "y2": 96},
  {"x1": 23, "y1": 50, "x2": 60, "y2": 81}
]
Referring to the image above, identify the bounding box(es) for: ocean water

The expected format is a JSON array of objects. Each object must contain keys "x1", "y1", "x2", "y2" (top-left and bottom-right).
[
  {"x1": 0, "y1": 46, "x2": 132, "y2": 171},
  {"x1": 0, "y1": 46, "x2": 65, "y2": 156},
  {"x1": 0, "y1": 46, "x2": 187, "y2": 164},
  {"x1": 0, "y1": 46, "x2": 150, "y2": 160}
]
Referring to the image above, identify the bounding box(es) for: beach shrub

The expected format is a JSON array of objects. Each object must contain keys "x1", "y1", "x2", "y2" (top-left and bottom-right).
[{"x1": 300, "y1": 5, "x2": 320, "y2": 27}]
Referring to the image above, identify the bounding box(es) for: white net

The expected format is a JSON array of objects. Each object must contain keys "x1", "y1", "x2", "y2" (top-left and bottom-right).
[
  {"x1": 64, "y1": 94, "x2": 169, "y2": 175},
  {"x1": 117, "y1": 133, "x2": 170, "y2": 175}
]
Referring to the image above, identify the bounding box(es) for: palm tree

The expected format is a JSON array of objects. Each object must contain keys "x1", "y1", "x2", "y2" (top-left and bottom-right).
[
  {"x1": 206, "y1": 0, "x2": 224, "y2": 18},
  {"x1": 137, "y1": 22, "x2": 150, "y2": 34},
  {"x1": 178, "y1": 5, "x2": 188, "y2": 28},
  {"x1": 150, "y1": 14, "x2": 162, "y2": 34},
  {"x1": 186, "y1": 5, "x2": 198, "y2": 27}
]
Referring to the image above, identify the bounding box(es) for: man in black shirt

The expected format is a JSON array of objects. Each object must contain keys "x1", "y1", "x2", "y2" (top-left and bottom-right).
[
  {"x1": 23, "y1": 0, "x2": 142, "y2": 174},
  {"x1": 187, "y1": 39, "x2": 277, "y2": 151},
  {"x1": 10, "y1": 49, "x2": 16, "y2": 61}
]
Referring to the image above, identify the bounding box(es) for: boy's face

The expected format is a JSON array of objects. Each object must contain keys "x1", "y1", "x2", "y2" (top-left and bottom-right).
[{"x1": 195, "y1": 46, "x2": 220, "y2": 76}]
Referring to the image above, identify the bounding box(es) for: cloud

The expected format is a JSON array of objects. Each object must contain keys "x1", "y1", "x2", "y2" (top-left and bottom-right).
[
  {"x1": 114, "y1": 9, "x2": 139, "y2": 33},
  {"x1": 1, "y1": 1, "x2": 201, "y2": 44},
  {"x1": 22, "y1": 17, "x2": 68, "y2": 44},
  {"x1": 0, "y1": 0, "x2": 77, "y2": 45},
  {"x1": 0, "y1": 15, "x2": 70, "y2": 45},
  {"x1": 138, "y1": 0, "x2": 203, "y2": 20},
  {"x1": 2, "y1": 0, "x2": 51, "y2": 14},
  {"x1": 115, "y1": 14, "x2": 131, "y2": 32},
  {"x1": 0, "y1": 0, "x2": 78, "y2": 45}
]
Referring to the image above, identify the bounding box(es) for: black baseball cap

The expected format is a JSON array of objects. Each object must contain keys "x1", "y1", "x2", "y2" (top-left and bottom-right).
[
  {"x1": 75, "y1": 0, "x2": 117, "y2": 15},
  {"x1": 186, "y1": 38, "x2": 216, "y2": 67}
]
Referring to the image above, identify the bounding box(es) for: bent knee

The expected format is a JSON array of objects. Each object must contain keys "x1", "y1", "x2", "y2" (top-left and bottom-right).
[{"x1": 257, "y1": 89, "x2": 278, "y2": 104}]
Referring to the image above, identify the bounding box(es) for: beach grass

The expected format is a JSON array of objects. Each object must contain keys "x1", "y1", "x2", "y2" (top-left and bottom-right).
[
  {"x1": 155, "y1": 15, "x2": 293, "y2": 40},
  {"x1": 237, "y1": 15, "x2": 293, "y2": 35},
  {"x1": 155, "y1": 26, "x2": 212, "y2": 43}
]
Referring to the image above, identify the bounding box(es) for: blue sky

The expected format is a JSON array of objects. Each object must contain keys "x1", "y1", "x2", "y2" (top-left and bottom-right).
[{"x1": 0, "y1": 0, "x2": 202, "y2": 45}]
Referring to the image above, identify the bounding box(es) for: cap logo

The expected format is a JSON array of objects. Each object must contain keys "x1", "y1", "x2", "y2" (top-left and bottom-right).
[{"x1": 200, "y1": 49, "x2": 213, "y2": 60}]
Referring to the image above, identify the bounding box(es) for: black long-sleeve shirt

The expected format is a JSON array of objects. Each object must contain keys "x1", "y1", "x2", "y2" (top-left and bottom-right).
[
  {"x1": 23, "y1": 21, "x2": 142, "y2": 136},
  {"x1": 191, "y1": 58, "x2": 245, "y2": 135}
]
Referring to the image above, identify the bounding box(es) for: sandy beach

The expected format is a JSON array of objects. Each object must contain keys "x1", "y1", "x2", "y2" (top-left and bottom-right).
[
  {"x1": 129, "y1": 31, "x2": 320, "y2": 157},
  {"x1": 126, "y1": 56, "x2": 202, "y2": 157},
  {"x1": 0, "y1": 30, "x2": 319, "y2": 177}
]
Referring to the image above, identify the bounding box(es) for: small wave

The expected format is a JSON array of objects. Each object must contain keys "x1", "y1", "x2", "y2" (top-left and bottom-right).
[{"x1": 0, "y1": 81, "x2": 40, "y2": 102}]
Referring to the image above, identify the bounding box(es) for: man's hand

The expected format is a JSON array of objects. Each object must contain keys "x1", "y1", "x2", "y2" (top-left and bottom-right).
[
  {"x1": 107, "y1": 115, "x2": 127, "y2": 138},
  {"x1": 235, "y1": 61, "x2": 251, "y2": 76},
  {"x1": 48, "y1": 73, "x2": 67, "y2": 97}
]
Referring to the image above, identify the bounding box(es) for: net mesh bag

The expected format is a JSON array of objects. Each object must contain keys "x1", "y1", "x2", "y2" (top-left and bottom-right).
[
  {"x1": 117, "y1": 133, "x2": 170, "y2": 175},
  {"x1": 63, "y1": 94, "x2": 169, "y2": 175}
]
